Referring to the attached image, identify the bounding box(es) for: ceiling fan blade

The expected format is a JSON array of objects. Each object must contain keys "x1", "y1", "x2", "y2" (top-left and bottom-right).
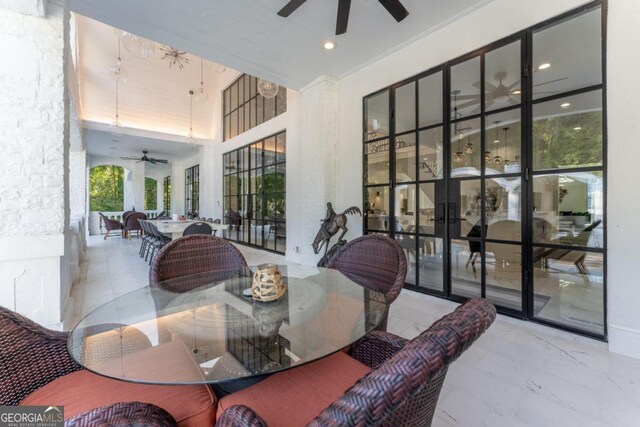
[
  {"x1": 378, "y1": 0, "x2": 409, "y2": 22},
  {"x1": 533, "y1": 77, "x2": 568, "y2": 87},
  {"x1": 507, "y1": 98, "x2": 519, "y2": 105},
  {"x1": 277, "y1": 0, "x2": 307, "y2": 17},
  {"x1": 335, "y1": 0, "x2": 351, "y2": 35},
  {"x1": 120, "y1": 157, "x2": 139, "y2": 160},
  {"x1": 507, "y1": 80, "x2": 521, "y2": 91},
  {"x1": 149, "y1": 158, "x2": 169, "y2": 164},
  {"x1": 148, "y1": 159, "x2": 157, "y2": 164},
  {"x1": 457, "y1": 99, "x2": 480, "y2": 110},
  {"x1": 455, "y1": 94, "x2": 481, "y2": 100}
]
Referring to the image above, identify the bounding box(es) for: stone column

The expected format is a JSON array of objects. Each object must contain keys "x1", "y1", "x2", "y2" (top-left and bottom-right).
[
  {"x1": 287, "y1": 76, "x2": 338, "y2": 265},
  {"x1": 0, "y1": 0, "x2": 70, "y2": 327}
]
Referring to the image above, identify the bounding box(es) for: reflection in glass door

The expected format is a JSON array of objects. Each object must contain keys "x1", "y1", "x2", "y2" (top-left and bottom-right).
[{"x1": 362, "y1": 3, "x2": 605, "y2": 339}]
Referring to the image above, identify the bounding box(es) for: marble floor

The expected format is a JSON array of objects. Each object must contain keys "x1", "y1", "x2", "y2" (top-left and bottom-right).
[{"x1": 68, "y1": 235, "x2": 640, "y2": 427}]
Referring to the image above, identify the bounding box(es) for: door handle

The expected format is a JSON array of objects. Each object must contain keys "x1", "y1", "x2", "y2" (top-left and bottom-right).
[
  {"x1": 448, "y1": 203, "x2": 458, "y2": 224},
  {"x1": 435, "y1": 203, "x2": 446, "y2": 223}
]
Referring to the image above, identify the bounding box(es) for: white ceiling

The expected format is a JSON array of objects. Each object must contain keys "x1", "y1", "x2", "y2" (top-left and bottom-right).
[
  {"x1": 69, "y1": 0, "x2": 493, "y2": 90},
  {"x1": 76, "y1": 14, "x2": 223, "y2": 140},
  {"x1": 86, "y1": 129, "x2": 200, "y2": 167}
]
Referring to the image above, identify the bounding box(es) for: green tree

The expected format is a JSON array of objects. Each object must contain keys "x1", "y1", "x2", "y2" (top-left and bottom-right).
[
  {"x1": 89, "y1": 165, "x2": 124, "y2": 212},
  {"x1": 145, "y1": 177, "x2": 158, "y2": 210},
  {"x1": 533, "y1": 111, "x2": 602, "y2": 170}
]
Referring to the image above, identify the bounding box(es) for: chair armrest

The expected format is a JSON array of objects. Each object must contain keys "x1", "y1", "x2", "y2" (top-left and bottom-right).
[
  {"x1": 348, "y1": 330, "x2": 409, "y2": 369},
  {"x1": 217, "y1": 405, "x2": 268, "y2": 427},
  {"x1": 0, "y1": 306, "x2": 82, "y2": 405},
  {"x1": 64, "y1": 402, "x2": 177, "y2": 427}
]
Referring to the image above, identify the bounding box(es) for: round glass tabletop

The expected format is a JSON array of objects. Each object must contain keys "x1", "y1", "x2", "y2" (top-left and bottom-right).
[{"x1": 68, "y1": 266, "x2": 387, "y2": 385}]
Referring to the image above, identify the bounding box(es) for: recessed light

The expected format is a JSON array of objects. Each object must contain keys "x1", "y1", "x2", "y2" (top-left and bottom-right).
[
  {"x1": 538, "y1": 63, "x2": 551, "y2": 70},
  {"x1": 561, "y1": 102, "x2": 571, "y2": 108},
  {"x1": 323, "y1": 40, "x2": 336, "y2": 50},
  {"x1": 511, "y1": 89, "x2": 522, "y2": 95},
  {"x1": 574, "y1": 126, "x2": 582, "y2": 131}
]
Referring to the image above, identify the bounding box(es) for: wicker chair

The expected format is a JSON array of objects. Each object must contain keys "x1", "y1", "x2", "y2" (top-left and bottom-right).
[
  {"x1": 323, "y1": 234, "x2": 407, "y2": 331},
  {"x1": 124, "y1": 212, "x2": 147, "y2": 238},
  {"x1": 183, "y1": 221, "x2": 213, "y2": 236},
  {"x1": 99, "y1": 213, "x2": 123, "y2": 240},
  {"x1": 217, "y1": 298, "x2": 497, "y2": 427},
  {"x1": 0, "y1": 306, "x2": 177, "y2": 426},
  {"x1": 149, "y1": 235, "x2": 247, "y2": 288}
]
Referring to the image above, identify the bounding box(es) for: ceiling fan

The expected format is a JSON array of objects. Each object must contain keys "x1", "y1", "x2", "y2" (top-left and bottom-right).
[
  {"x1": 120, "y1": 150, "x2": 168, "y2": 164},
  {"x1": 453, "y1": 72, "x2": 570, "y2": 113},
  {"x1": 277, "y1": 0, "x2": 410, "y2": 35}
]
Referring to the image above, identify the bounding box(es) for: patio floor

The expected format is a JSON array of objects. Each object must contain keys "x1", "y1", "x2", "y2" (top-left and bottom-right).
[{"x1": 67, "y1": 235, "x2": 640, "y2": 427}]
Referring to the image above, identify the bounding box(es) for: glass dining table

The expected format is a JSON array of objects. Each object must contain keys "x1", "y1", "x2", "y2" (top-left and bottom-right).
[{"x1": 68, "y1": 266, "x2": 387, "y2": 393}]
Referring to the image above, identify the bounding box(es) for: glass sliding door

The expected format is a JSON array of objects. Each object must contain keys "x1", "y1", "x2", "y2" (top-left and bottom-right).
[
  {"x1": 361, "y1": 2, "x2": 605, "y2": 338},
  {"x1": 223, "y1": 131, "x2": 286, "y2": 254}
]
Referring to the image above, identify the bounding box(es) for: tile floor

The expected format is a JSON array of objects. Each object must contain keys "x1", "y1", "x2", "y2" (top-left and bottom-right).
[{"x1": 68, "y1": 235, "x2": 640, "y2": 427}]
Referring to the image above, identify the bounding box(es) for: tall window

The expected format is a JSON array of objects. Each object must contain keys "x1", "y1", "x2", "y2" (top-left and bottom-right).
[
  {"x1": 223, "y1": 131, "x2": 286, "y2": 254},
  {"x1": 89, "y1": 165, "x2": 124, "y2": 212},
  {"x1": 144, "y1": 177, "x2": 157, "y2": 210},
  {"x1": 185, "y1": 165, "x2": 199, "y2": 215},
  {"x1": 163, "y1": 176, "x2": 171, "y2": 212},
  {"x1": 223, "y1": 74, "x2": 287, "y2": 141},
  {"x1": 362, "y1": 3, "x2": 605, "y2": 339}
]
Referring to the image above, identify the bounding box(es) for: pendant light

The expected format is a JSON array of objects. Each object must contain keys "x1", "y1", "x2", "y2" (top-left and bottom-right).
[
  {"x1": 502, "y1": 127, "x2": 511, "y2": 166},
  {"x1": 194, "y1": 59, "x2": 209, "y2": 102},
  {"x1": 492, "y1": 120, "x2": 503, "y2": 165},
  {"x1": 452, "y1": 90, "x2": 464, "y2": 163},
  {"x1": 109, "y1": 80, "x2": 124, "y2": 136},
  {"x1": 109, "y1": 35, "x2": 128, "y2": 83},
  {"x1": 258, "y1": 79, "x2": 279, "y2": 98},
  {"x1": 185, "y1": 90, "x2": 195, "y2": 143},
  {"x1": 464, "y1": 128, "x2": 474, "y2": 154}
]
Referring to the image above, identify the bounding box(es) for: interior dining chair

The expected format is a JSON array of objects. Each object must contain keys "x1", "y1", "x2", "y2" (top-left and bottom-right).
[
  {"x1": 216, "y1": 298, "x2": 497, "y2": 427},
  {"x1": 322, "y1": 234, "x2": 407, "y2": 331},
  {"x1": 149, "y1": 235, "x2": 247, "y2": 289},
  {"x1": 0, "y1": 306, "x2": 215, "y2": 426},
  {"x1": 183, "y1": 222, "x2": 213, "y2": 236}
]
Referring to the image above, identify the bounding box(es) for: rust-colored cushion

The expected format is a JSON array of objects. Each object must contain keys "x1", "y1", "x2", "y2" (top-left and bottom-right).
[
  {"x1": 22, "y1": 339, "x2": 216, "y2": 427},
  {"x1": 21, "y1": 370, "x2": 215, "y2": 427},
  {"x1": 217, "y1": 351, "x2": 371, "y2": 426}
]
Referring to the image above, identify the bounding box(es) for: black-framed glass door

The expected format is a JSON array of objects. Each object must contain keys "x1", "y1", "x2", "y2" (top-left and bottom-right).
[
  {"x1": 362, "y1": 1, "x2": 606, "y2": 339},
  {"x1": 223, "y1": 131, "x2": 286, "y2": 254}
]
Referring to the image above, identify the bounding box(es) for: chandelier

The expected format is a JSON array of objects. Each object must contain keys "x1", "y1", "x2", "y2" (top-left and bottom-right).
[
  {"x1": 257, "y1": 79, "x2": 279, "y2": 98},
  {"x1": 160, "y1": 46, "x2": 190, "y2": 69}
]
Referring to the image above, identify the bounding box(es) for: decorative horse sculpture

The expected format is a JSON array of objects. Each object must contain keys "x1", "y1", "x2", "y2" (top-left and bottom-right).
[{"x1": 312, "y1": 203, "x2": 362, "y2": 258}]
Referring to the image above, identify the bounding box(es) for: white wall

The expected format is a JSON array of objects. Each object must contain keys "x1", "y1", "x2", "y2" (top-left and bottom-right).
[
  {"x1": 0, "y1": 0, "x2": 70, "y2": 328},
  {"x1": 606, "y1": 0, "x2": 640, "y2": 359},
  {"x1": 333, "y1": 0, "x2": 640, "y2": 359}
]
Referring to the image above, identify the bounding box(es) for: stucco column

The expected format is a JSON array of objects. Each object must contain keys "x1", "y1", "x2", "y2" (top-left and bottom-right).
[{"x1": 0, "y1": 0, "x2": 70, "y2": 327}]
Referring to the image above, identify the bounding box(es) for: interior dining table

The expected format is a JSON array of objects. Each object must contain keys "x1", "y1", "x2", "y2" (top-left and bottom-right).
[
  {"x1": 67, "y1": 266, "x2": 387, "y2": 395},
  {"x1": 152, "y1": 219, "x2": 228, "y2": 240}
]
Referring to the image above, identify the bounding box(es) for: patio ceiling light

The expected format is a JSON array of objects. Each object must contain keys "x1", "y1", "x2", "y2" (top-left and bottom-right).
[
  {"x1": 538, "y1": 63, "x2": 551, "y2": 70},
  {"x1": 561, "y1": 102, "x2": 571, "y2": 108}
]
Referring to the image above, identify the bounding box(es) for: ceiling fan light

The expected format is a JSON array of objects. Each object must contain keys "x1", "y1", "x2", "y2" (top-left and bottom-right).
[{"x1": 511, "y1": 89, "x2": 522, "y2": 95}]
